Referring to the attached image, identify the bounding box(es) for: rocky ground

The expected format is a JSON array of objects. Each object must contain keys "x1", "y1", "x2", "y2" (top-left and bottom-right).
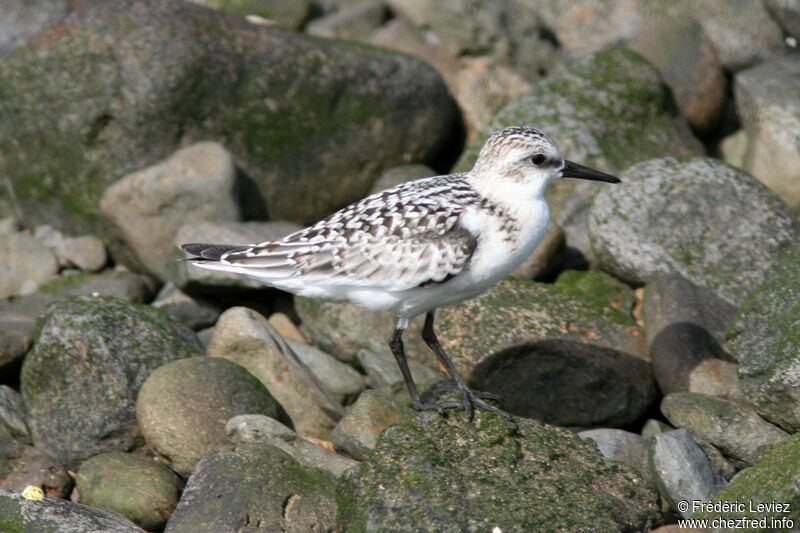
[{"x1": 0, "y1": 0, "x2": 799, "y2": 531}]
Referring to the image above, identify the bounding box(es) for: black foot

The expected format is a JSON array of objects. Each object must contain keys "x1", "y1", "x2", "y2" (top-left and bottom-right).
[
  {"x1": 457, "y1": 387, "x2": 513, "y2": 421},
  {"x1": 414, "y1": 382, "x2": 513, "y2": 421}
]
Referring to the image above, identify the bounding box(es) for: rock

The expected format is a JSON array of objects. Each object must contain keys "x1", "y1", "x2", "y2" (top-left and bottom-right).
[
  {"x1": 21, "y1": 296, "x2": 203, "y2": 467},
  {"x1": 661, "y1": 392, "x2": 789, "y2": 468},
  {"x1": 509, "y1": 219, "x2": 565, "y2": 280},
  {"x1": 136, "y1": 356, "x2": 288, "y2": 477},
  {"x1": 1, "y1": 445, "x2": 73, "y2": 499},
  {"x1": 0, "y1": 312, "x2": 35, "y2": 370},
  {"x1": 765, "y1": 0, "x2": 800, "y2": 40},
  {"x1": 578, "y1": 428, "x2": 651, "y2": 482},
  {"x1": 727, "y1": 55, "x2": 800, "y2": 208},
  {"x1": 629, "y1": 18, "x2": 726, "y2": 135},
  {"x1": 642, "y1": 275, "x2": 741, "y2": 398},
  {"x1": 33, "y1": 226, "x2": 107, "y2": 272},
  {"x1": 285, "y1": 337, "x2": 366, "y2": 404},
  {"x1": 330, "y1": 389, "x2": 415, "y2": 461},
  {"x1": 226, "y1": 414, "x2": 359, "y2": 479},
  {"x1": 267, "y1": 312, "x2": 305, "y2": 342},
  {"x1": 692, "y1": 432, "x2": 800, "y2": 526},
  {"x1": 0, "y1": 0, "x2": 69, "y2": 57},
  {"x1": 436, "y1": 271, "x2": 656, "y2": 427},
  {"x1": 0, "y1": 233, "x2": 59, "y2": 299},
  {"x1": 650, "y1": 429, "x2": 727, "y2": 518},
  {"x1": 340, "y1": 412, "x2": 661, "y2": 531},
  {"x1": 164, "y1": 443, "x2": 337, "y2": 533},
  {"x1": 295, "y1": 296, "x2": 429, "y2": 366},
  {"x1": 0, "y1": 386, "x2": 30, "y2": 443},
  {"x1": 355, "y1": 348, "x2": 441, "y2": 398},
  {"x1": 206, "y1": 307, "x2": 343, "y2": 439},
  {"x1": 174, "y1": 221, "x2": 302, "y2": 290},
  {"x1": 0, "y1": 0, "x2": 458, "y2": 233},
  {"x1": 368, "y1": 163, "x2": 435, "y2": 195},
  {"x1": 641, "y1": 419, "x2": 673, "y2": 439},
  {"x1": 151, "y1": 282, "x2": 221, "y2": 330},
  {"x1": 726, "y1": 243, "x2": 800, "y2": 432},
  {"x1": 0, "y1": 488, "x2": 145, "y2": 533},
  {"x1": 306, "y1": 2, "x2": 388, "y2": 41},
  {"x1": 457, "y1": 48, "x2": 703, "y2": 266},
  {"x1": 190, "y1": 0, "x2": 313, "y2": 29},
  {"x1": 100, "y1": 142, "x2": 240, "y2": 281},
  {"x1": 0, "y1": 268, "x2": 155, "y2": 322},
  {"x1": 589, "y1": 157, "x2": 800, "y2": 306},
  {"x1": 76, "y1": 451, "x2": 184, "y2": 531}
]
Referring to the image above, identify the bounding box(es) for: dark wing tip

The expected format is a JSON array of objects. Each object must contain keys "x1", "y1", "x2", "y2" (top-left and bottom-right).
[{"x1": 181, "y1": 243, "x2": 249, "y2": 261}]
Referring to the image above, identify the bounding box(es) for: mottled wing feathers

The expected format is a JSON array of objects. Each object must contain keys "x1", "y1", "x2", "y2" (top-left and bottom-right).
[{"x1": 183, "y1": 175, "x2": 481, "y2": 290}]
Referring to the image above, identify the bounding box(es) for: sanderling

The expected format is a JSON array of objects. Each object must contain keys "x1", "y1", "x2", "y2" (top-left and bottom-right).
[{"x1": 182, "y1": 126, "x2": 620, "y2": 420}]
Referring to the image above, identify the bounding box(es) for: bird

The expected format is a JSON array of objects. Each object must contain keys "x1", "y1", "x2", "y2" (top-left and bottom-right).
[{"x1": 181, "y1": 126, "x2": 620, "y2": 420}]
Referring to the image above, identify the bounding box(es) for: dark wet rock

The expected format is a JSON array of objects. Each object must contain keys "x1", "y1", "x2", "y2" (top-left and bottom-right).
[
  {"x1": 330, "y1": 389, "x2": 415, "y2": 461},
  {"x1": 1, "y1": 445, "x2": 73, "y2": 499},
  {"x1": 0, "y1": 312, "x2": 35, "y2": 370},
  {"x1": 101, "y1": 142, "x2": 240, "y2": 281},
  {"x1": 726, "y1": 242, "x2": 800, "y2": 432},
  {"x1": 164, "y1": 443, "x2": 337, "y2": 533},
  {"x1": 339, "y1": 411, "x2": 661, "y2": 531},
  {"x1": 306, "y1": 2, "x2": 388, "y2": 41},
  {"x1": 642, "y1": 275, "x2": 741, "y2": 398},
  {"x1": 650, "y1": 428, "x2": 727, "y2": 518},
  {"x1": 0, "y1": 488, "x2": 145, "y2": 533},
  {"x1": 0, "y1": 0, "x2": 458, "y2": 233},
  {"x1": 692, "y1": 432, "x2": 800, "y2": 526},
  {"x1": 457, "y1": 48, "x2": 703, "y2": 267},
  {"x1": 151, "y1": 282, "x2": 221, "y2": 330},
  {"x1": 589, "y1": 157, "x2": 799, "y2": 306},
  {"x1": 136, "y1": 356, "x2": 288, "y2": 477},
  {"x1": 0, "y1": 386, "x2": 29, "y2": 443},
  {"x1": 436, "y1": 271, "x2": 656, "y2": 427},
  {"x1": 174, "y1": 221, "x2": 302, "y2": 290},
  {"x1": 724, "y1": 55, "x2": 800, "y2": 209},
  {"x1": 0, "y1": 233, "x2": 59, "y2": 299},
  {"x1": 76, "y1": 451, "x2": 184, "y2": 531},
  {"x1": 661, "y1": 392, "x2": 789, "y2": 468},
  {"x1": 206, "y1": 307, "x2": 343, "y2": 439},
  {"x1": 21, "y1": 296, "x2": 202, "y2": 467},
  {"x1": 226, "y1": 414, "x2": 359, "y2": 479}
]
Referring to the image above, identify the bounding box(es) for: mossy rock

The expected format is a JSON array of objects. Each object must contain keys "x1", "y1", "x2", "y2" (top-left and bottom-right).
[{"x1": 338, "y1": 411, "x2": 661, "y2": 532}]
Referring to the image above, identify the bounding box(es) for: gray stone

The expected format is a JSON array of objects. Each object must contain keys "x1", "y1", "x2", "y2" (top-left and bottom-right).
[
  {"x1": 174, "y1": 221, "x2": 302, "y2": 289},
  {"x1": 578, "y1": 428, "x2": 651, "y2": 482},
  {"x1": 692, "y1": 432, "x2": 800, "y2": 526},
  {"x1": 0, "y1": 0, "x2": 68, "y2": 57},
  {"x1": 0, "y1": 233, "x2": 59, "y2": 299},
  {"x1": 355, "y1": 348, "x2": 442, "y2": 398},
  {"x1": 136, "y1": 356, "x2": 288, "y2": 477},
  {"x1": 0, "y1": 488, "x2": 145, "y2": 533},
  {"x1": 650, "y1": 428, "x2": 727, "y2": 518},
  {"x1": 206, "y1": 307, "x2": 343, "y2": 439},
  {"x1": 101, "y1": 142, "x2": 240, "y2": 281},
  {"x1": 33, "y1": 226, "x2": 107, "y2": 272},
  {"x1": 437, "y1": 271, "x2": 656, "y2": 427},
  {"x1": 21, "y1": 296, "x2": 203, "y2": 467},
  {"x1": 151, "y1": 282, "x2": 221, "y2": 330},
  {"x1": 306, "y1": 2, "x2": 388, "y2": 41},
  {"x1": 340, "y1": 412, "x2": 661, "y2": 531},
  {"x1": 726, "y1": 55, "x2": 800, "y2": 208},
  {"x1": 641, "y1": 419, "x2": 673, "y2": 439},
  {"x1": 726, "y1": 243, "x2": 800, "y2": 432},
  {"x1": 76, "y1": 452, "x2": 183, "y2": 531},
  {"x1": 629, "y1": 18, "x2": 726, "y2": 134},
  {"x1": 0, "y1": 385, "x2": 29, "y2": 443},
  {"x1": 165, "y1": 443, "x2": 337, "y2": 533},
  {"x1": 457, "y1": 48, "x2": 703, "y2": 266},
  {"x1": 589, "y1": 157, "x2": 799, "y2": 306},
  {"x1": 330, "y1": 389, "x2": 415, "y2": 461},
  {"x1": 226, "y1": 414, "x2": 359, "y2": 478},
  {"x1": 765, "y1": 0, "x2": 800, "y2": 40},
  {"x1": 661, "y1": 392, "x2": 789, "y2": 468},
  {"x1": 0, "y1": 0, "x2": 458, "y2": 233},
  {"x1": 642, "y1": 275, "x2": 741, "y2": 398},
  {"x1": 369, "y1": 163, "x2": 435, "y2": 195},
  {"x1": 0, "y1": 312, "x2": 35, "y2": 370},
  {"x1": 285, "y1": 338, "x2": 366, "y2": 404}
]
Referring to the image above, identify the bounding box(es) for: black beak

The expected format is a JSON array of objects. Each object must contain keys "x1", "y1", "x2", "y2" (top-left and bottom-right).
[{"x1": 562, "y1": 160, "x2": 620, "y2": 183}]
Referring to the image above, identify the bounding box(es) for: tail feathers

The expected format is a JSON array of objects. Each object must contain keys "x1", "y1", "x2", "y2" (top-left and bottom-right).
[{"x1": 181, "y1": 243, "x2": 250, "y2": 261}]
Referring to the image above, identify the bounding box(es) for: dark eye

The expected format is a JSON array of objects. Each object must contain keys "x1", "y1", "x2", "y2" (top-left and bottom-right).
[{"x1": 531, "y1": 154, "x2": 547, "y2": 166}]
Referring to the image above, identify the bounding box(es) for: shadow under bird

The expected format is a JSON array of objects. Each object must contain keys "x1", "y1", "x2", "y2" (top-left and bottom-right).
[{"x1": 182, "y1": 126, "x2": 620, "y2": 420}]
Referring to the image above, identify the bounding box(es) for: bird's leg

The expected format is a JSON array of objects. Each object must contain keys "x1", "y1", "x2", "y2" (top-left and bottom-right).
[
  {"x1": 389, "y1": 319, "x2": 461, "y2": 414},
  {"x1": 421, "y1": 311, "x2": 513, "y2": 421}
]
